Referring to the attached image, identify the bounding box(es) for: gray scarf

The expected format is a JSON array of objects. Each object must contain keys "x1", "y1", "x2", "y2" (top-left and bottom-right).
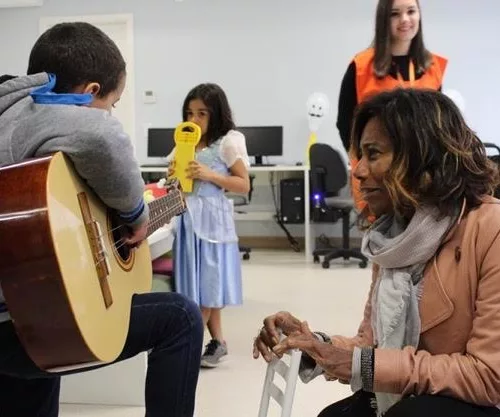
[{"x1": 361, "y1": 207, "x2": 454, "y2": 416}]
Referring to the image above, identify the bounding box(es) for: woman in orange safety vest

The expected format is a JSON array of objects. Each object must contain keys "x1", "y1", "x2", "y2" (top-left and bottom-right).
[{"x1": 337, "y1": 0, "x2": 447, "y2": 219}]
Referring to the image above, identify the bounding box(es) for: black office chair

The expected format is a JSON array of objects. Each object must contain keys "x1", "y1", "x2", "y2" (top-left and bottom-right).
[
  {"x1": 309, "y1": 143, "x2": 368, "y2": 269},
  {"x1": 229, "y1": 174, "x2": 255, "y2": 261},
  {"x1": 484, "y1": 142, "x2": 500, "y2": 198}
]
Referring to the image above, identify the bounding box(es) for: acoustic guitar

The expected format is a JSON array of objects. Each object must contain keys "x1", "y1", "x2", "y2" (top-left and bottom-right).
[{"x1": 0, "y1": 152, "x2": 184, "y2": 371}]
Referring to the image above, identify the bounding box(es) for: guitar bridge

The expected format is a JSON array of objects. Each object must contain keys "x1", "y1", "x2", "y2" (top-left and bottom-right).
[{"x1": 77, "y1": 192, "x2": 113, "y2": 308}]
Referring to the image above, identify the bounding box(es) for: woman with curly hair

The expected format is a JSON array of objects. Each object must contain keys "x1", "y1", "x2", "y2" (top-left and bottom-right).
[{"x1": 254, "y1": 88, "x2": 500, "y2": 417}]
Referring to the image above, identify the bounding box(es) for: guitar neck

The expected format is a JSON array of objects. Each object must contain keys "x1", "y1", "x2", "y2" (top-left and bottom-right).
[{"x1": 146, "y1": 192, "x2": 183, "y2": 237}]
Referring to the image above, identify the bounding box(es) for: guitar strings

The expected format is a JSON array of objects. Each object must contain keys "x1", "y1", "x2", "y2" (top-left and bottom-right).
[
  {"x1": 92, "y1": 200, "x2": 184, "y2": 268},
  {"x1": 90, "y1": 193, "x2": 183, "y2": 241}
]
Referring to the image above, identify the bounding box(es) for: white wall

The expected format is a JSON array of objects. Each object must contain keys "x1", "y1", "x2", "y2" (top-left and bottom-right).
[
  {"x1": 1, "y1": 0, "x2": 498, "y2": 162},
  {"x1": 1, "y1": 0, "x2": 499, "y2": 238}
]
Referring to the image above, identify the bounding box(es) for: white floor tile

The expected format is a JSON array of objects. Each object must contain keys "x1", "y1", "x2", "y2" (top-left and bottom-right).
[{"x1": 61, "y1": 250, "x2": 372, "y2": 417}]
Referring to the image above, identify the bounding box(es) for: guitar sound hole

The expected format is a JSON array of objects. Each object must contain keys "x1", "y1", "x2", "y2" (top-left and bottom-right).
[{"x1": 110, "y1": 217, "x2": 131, "y2": 262}]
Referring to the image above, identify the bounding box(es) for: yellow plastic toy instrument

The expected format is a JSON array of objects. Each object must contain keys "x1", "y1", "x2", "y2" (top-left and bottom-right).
[
  {"x1": 171, "y1": 121, "x2": 202, "y2": 193},
  {"x1": 305, "y1": 131, "x2": 317, "y2": 167}
]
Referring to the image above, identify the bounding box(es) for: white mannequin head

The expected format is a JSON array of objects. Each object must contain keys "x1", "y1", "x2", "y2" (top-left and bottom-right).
[{"x1": 307, "y1": 92, "x2": 330, "y2": 133}]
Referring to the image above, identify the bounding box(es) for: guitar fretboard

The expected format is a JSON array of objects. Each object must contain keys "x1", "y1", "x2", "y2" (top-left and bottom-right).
[{"x1": 146, "y1": 192, "x2": 184, "y2": 237}]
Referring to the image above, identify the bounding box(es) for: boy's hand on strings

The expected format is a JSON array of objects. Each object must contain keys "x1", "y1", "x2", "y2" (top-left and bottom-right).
[
  {"x1": 187, "y1": 160, "x2": 214, "y2": 182},
  {"x1": 124, "y1": 221, "x2": 148, "y2": 247}
]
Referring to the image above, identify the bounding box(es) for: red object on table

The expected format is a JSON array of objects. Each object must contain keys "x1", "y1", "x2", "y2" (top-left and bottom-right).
[{"x1": 145, "y1": 182, "x2": 167, "y2": 199}]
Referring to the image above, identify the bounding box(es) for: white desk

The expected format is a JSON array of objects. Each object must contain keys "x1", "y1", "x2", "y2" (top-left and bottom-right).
[
  {"x1": 60, "y1": 225, "x2": 174, "y2": 407},
  {"x1": 140, "y1": 165, "x2": 312, "y2": 261},
  {"x1": 140, "y1": 165, "x2": 168, "y2": 173},
  {"x1": 148, "y1": 222, "x2": 174, "y2": 259}
]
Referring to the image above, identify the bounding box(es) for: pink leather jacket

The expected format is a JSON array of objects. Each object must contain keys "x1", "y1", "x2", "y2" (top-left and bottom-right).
[{"x1": 335, "y1": 197, "x2": 500, "y2": 406}]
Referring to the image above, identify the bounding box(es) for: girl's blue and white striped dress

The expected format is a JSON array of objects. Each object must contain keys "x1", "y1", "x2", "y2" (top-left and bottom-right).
[{"x1": 172, "y1": 130, "x2": 248, "y2": 308}]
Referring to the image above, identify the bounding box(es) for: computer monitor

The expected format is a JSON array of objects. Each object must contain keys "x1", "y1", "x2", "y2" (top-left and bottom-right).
[
  {"x1": 147, "y1": 128, "x2": 175, "y2": 157},
  {"x1": 239, "y1": 126, "x2": 283, "y2": 166}
]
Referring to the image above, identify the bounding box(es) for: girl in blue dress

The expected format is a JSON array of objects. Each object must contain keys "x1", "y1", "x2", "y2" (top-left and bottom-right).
[{"x1": 169, "y1": 83, "x2": 250, "y2": 367}]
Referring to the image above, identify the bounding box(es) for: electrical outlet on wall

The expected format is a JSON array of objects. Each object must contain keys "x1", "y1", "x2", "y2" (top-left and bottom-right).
[{"x1": 143, "y1": 90, "x2": 156, "y2": 104}]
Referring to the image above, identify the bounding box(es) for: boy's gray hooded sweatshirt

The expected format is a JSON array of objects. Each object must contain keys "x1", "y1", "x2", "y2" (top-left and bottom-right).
[{"x1": 0, "y1": 72, "x2": 149, "y2": 322}]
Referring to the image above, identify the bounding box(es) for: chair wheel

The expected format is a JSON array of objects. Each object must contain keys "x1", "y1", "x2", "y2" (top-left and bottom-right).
[
  {"x1": 313, "y1": 255, "x2": 320, "y2": 264},
  {"x1": 359, "y1": 260, "x2": 368, "y2": 269},
  {"x1": 243, "y1": 253, "x2": 250, "y2": 261},
  {"x1": 322, "y1": 261, "x2": 330, "y2": 269}
]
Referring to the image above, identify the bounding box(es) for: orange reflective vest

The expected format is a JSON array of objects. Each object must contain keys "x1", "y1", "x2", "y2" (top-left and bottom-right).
[{"x1": 350, "y1": 48, "x2": 447, "y2": 217}]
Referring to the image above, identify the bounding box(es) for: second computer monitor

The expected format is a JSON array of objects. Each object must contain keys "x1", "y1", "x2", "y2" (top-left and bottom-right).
[
  {"x1": 147, "y1": 128, "x2": 176, "y2": 158},
  {"x1": 239, "y1": 126, "x2": 283, "y2": 165}
]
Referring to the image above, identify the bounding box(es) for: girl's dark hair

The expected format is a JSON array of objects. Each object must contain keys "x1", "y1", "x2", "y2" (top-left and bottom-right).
[
  {"x1": 182, "y1": 83, "x2": 235, "y2": 146},
  {"x1": 373, "y1": 0, "x2": 432, "y2": 78},
  {"x1": 28, "y1": 22, "x2": 126, "y2": 98},
  {"x1": 351, "y1": 88, "x2": 499, "y2": 218}
]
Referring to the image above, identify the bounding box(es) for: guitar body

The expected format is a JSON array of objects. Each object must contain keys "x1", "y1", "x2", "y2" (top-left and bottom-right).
[{"x1": 0, "y1": 152, "x2": 153, "y2": 371}]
